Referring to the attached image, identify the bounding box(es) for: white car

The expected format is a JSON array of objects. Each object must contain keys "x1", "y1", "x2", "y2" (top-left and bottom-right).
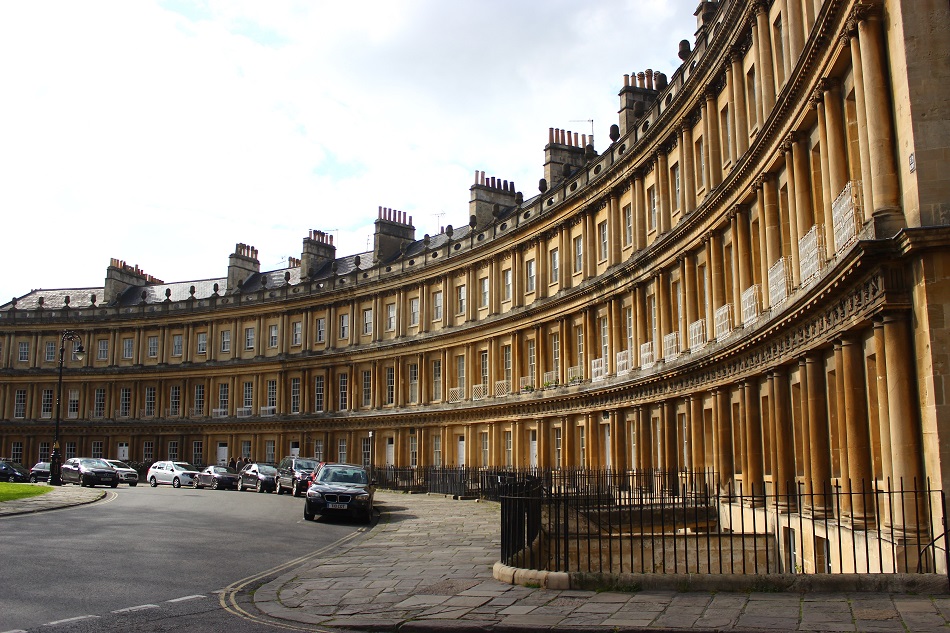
[
  {"x1": 105, "y1": 459, "x2": 139, "y2": 486},
  {"x1": 146, "y1": 461, "x2": 200, "y2": 488}
]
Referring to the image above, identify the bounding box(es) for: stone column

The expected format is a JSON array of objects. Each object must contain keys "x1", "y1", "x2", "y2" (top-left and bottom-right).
[
  {"x1": 811, "y1": 89, "x2": 835, "y2": 254},
  {"x1": 842, "y1": 20, "x2": 873, "y2": 225},
  {"x1": 754, "y1": 1, "x2": 776, "y2": 113},
  {"x1": 841, "y1": 335, "x2": 874, "y2": 525},
  {"x1": 663, "y1": 401, "x2": 679, "y2": 496},
  {"x1": 736, "y1": 206, "x2": 754, "y2": 309},
  {"x1": 882, "y1": 312, "x2": 925, "y2": 535},
  {"x1": 634, "y1": 173, "x2": 647, "y2": 250},
  {"x1": 683, "y1": 252, "x2": 698, "y2": 341},
  {"x1": 873, "y1": 318, "x2": 893, "y2": 484},
  {"x1": 680, "y1": 120, "x2": 697, "y2": 213},
  {"x1": 805, "y1": 353, "x2": 833, "y2": 515},
  {"x1": 656, "y1": 271, "x2": 670, "y2": 358},
  {"x1": 782, "y1": 137, "x2": 802, "y2": 287},
  {"x1": 771, "y1": 368, "x2": 797, "y2": 510},
  {"x1": 657, "y1": 151, "x2": 671, "y2": 234},
  {"x1": 715, "y1": 387, "x2": 734, "y2": 493},
  {"x1": 689, "y1": 394, "x2": 705, "y2": 472},
  {"x1": 762, "y1": 173, "x2": 782, "y2": 272},
  {"x1": 743, "y1": 380, "x2": 765, "y2": 503},
  {"x1": 730, "y1": 48, "x2": 749, "y2": 155},
  {"x1": 856, "y1": 5, "x2": 903, "y2": 235},
  {"x1": 608, "y1": 192, "x2": 621, "y2": 265},
  {"x1": 791, "y1": 132, "x2": 814, "y2": 273},
  {"x1": 786, "y1": 0, "x2": 805, "y2": 63},
  {"x1": 724, "y1": 59, "x2": 739, "y2": 163},
  {"x1": 704, "y1": 91, "x2": 723, "y2": 187}
]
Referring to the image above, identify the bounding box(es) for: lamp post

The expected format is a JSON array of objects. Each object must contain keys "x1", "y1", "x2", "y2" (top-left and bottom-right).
[{"x1": 50, "y1": 330, "x2": 84, "y2": 486}]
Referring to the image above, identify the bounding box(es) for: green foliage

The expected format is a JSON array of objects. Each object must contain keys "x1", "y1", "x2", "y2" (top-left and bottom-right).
[{"x1": 0, "y1": 482, "x2": 51, "y2": 502}]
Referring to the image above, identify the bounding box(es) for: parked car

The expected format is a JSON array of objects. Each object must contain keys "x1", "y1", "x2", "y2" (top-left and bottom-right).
[
  {"x1": 193, "y1": 465, "x2": 240, "y2": 490},
  {"x1": 236, "y1": 462, "x2": 278, "y2": 493},
  {"x1": 61, "y1": 458, "x2": 118, "y2": 488},
  {"x1": 29, "y1": 461, "x2": 51, "y2": 483},
  {"x1": 0, "y1": 460, "x2": 30, "y2": 483},
  {"x1": 276, "y1": 456, "x2": 320, "y2": 496},
  {"x1": 146, "y1": 461, "x2": 201, "y2": 488},
  {"x1": 105, "y1": 459, "x2": 139, "y2": 486},
  {"x1": 304, "y1": 463, "x2": 375, "y2": 523}
]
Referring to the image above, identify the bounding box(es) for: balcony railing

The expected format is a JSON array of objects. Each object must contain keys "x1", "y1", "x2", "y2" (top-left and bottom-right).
[
  {"x1": 236, "y1": 406, "x2": 252, "y2": 418},
  {"x1": 519, "y1": 376, "x2": 535, "y2": 392},
  {"x1": 189, "y1": 407, "x2": 205, "y2": 417},
  {"x1": 40, "y1": 411, "x2": 52, "y2": 419},
  {"x1": 542, "y1": 370, "x2": 559, "y2": 388},
  {"x1": 166, "y1": 407, "x2": 182, "y2": 419},
  {"x1": 591, "y1": 358, "x2": 605, "y2": 382},
  {"x1": 741, "y1": 284, "x2": 761, "y2": 326},
  {"x1": 472, "y1": 384, "x2": 488, "y2": 401},
  {"x1": 616, "y1": 350, "x2": 631, "y2": 376},
  {"x1": 259, "y1": 405, "x2": 276, "y2": 417},
  {"x1": 494, "y1": 380, "x2": 511, "y2": 398},
  {"x1": 663, "y1": 331, "x2": 680, "y2": 361},
  {"x1": 566, "y1": 364, "x2": 584, "y2": 384},
  {"x1": 832, "y1": 180, "x2": 863, "y2": 254},
  {"x1": 768, "y1": 257, "x2": 791, "y2": 309},
  {"x1": 409, "y1": 382, "x2": 419, "y2": 403},
  {"x1": 688, "y1": 319, "x2": 706, "y2": 351},
  {"x1": 448, "y1": 387, "x2": 464, "y2": 403},
  {"x1": 715, "y1": 304, "x2": 734, "y2": 341},
  {"x1": 211, "y1": 408, "x2": 228, "y2": 418},
  {"x1": 799, "y1": 223, "x2": 826, "y2": 288},
  {"x1": 640, "y1": 342, "x2": 655, "y2": 369}
]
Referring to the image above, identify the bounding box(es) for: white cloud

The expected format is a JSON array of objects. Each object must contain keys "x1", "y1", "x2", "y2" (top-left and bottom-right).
[{"x1": 0, "y1": 0, "x2": 696, "y2": 302}]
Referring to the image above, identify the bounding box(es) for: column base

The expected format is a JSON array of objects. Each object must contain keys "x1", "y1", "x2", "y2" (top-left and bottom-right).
[{"x1": 871, "y1": 207, "x2": 906, "y2": 239}]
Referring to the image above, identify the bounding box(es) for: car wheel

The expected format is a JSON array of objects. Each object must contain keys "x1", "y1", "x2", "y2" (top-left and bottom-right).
[
  {"x1": 193, "y1": 479, "x2": 202, "y2": 489},
  {"x1": 29, "y1": 475, "x2": 37, "y2": 483},
  {"x1": 304, "y1": 506, "x2": 315, "y2": 521},
  {"x1": 149, "y1": 477, "x2": 158, "y2": 487},
  {"x1": 275, "y1": 480, "x2": 283, "y2": 495},
  {"x1": 129, "y1": 482, "x2": 137, "y2": 487},
  {"x1": 78, "y1": 475, "x2": 86, "y2": 487},
  {"x1": 292, "y1": 481, "x2": 301, "y2": 497},
  {"x1": 173, "y1": 477, "x2": 181, "y2": 488},
  {"x1": 111, "y1": 480, "x2": 119, "y2": 488},
  {"x1": 211, "y1": 478, "x2": 220, "y2": 490},
  {"x1": 237, "y1": 478, "x2": 244, "y2": 491},
  {"x1": 256, "y1": 480, "x2": 264, "y2": 493}
]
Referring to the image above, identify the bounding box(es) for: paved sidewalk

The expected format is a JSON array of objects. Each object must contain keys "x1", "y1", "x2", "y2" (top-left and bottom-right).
[
  {"x1": 0, "y1": 483, "x2": 104, "y2": 516},
  {"x1": 255, "y1": 492, "x2": 950, "y2": 632}
]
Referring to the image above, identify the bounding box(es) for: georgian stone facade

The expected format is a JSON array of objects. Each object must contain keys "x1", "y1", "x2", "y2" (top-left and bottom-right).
[{"x1": 2, "y1": 0, "x2": 949, "y2": 563}]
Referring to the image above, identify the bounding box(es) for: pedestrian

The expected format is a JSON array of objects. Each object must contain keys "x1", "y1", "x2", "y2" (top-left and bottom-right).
[{"x1": 228, "y1": 457, "x2": 236, "y2": 471}]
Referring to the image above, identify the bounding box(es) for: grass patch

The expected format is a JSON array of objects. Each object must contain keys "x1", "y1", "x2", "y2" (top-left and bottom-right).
[{"x1": 0, "y1": 482, "x2": 52, "y2": 502}]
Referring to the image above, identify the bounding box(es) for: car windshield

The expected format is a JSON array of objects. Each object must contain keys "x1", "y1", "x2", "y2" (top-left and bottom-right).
[
  {"x1": 213, "y1": 467, "x2": 237, "y2": 474},
  {"x1": 258, "y1": 465, "x2": 277, "y2": 475},
  {"x1": 107, "y1": 461, "x2": 131, "y2": 469},
  {"x1": 173, "y1": 462, "x2": 199, "y2": 471},
  {"x1": 294, "y1": 459, "x2": 318, "y2": 471},
  {"x1": 319, "y1": 468, "x2": 367, "y2": 485},
  {"x1": 34, "y1": 462, "x2": 50, "y2": 469},
  {"x1": 81, "y1": 458, "x2": 112, "y2": 469}
]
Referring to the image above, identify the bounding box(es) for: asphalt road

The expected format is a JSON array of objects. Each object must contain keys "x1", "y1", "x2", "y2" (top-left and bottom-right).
[{"x1": 0, "y1": 482, "x2": 366, "y2": 632}]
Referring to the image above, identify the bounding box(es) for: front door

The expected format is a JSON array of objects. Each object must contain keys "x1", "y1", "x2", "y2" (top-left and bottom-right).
[
  {"x1": 529, "y1": 430, "x2": 538, "y2": 468},
  {"x1": 217, "y1": 442, "x2": 229, "y2": 465},
  {"x1": 604, "y1": 425, "x2": 612, "y2": 469},
  {"x1": 290, "y1": 441, "x2": 300, "y2": 457},
  {"x1": 457, "y1": 436, "x2": 465, "y2": 466},
  {"x1": 385, "y1": 438, "x2": 395, "y2": 466},
  {"x1": 117, "y1": 442, "x2": 129, "y2": 460}
]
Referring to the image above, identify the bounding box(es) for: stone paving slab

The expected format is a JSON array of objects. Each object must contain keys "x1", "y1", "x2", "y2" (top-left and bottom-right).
[{"x1": 247, "y1": 491, "x2": 950, "y2": 632}]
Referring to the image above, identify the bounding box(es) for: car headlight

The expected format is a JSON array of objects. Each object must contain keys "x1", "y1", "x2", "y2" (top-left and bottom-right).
[
  {"x1": 355, "y1": 493, "x2": 369, "y2": 500},
  {"x1": 307, "y1": 489, "x2": 322, "y2": 499}
]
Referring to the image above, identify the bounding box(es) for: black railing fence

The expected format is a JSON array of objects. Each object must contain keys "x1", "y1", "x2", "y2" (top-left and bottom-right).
[
  {"x1": 497, "y1": 471, "x2": 948, "y2": 578},
  {"x1": 368, "y1": 466, "x2": 947, "y2": 578}
]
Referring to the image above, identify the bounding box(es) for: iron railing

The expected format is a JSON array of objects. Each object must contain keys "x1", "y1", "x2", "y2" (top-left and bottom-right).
[{"x1": 498, "y1": 471, "x2": 947, "y2": 578}]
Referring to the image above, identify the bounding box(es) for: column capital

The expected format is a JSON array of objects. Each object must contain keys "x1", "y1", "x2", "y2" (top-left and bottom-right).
[{"x1": 781, "y1": 131, "x2": 799, "y2": 153}]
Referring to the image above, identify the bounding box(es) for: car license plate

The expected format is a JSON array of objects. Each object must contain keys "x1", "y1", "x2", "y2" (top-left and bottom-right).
[{"x1": 327, "y1": 503, "x2": 347, "y2": 510}]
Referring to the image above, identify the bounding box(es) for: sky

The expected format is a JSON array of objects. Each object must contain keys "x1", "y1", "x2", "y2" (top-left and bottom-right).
[{"x1": 0, "y1": 0, "x2": 697, "y2": 303}]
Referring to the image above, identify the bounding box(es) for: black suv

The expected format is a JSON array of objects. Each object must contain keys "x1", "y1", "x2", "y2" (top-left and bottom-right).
[{"x1": 276, "y1": 456, "x2": 320, "y2": 497}]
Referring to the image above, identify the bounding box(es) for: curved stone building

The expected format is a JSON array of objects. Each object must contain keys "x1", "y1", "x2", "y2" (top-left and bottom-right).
[{"x1": 2, "y1": 0, "x2": 949, "y2": 556}]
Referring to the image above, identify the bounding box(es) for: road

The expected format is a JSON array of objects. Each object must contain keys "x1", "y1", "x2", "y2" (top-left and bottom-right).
[{"x1": 0, "y1": 482, "x2": 367, "y2": 632}]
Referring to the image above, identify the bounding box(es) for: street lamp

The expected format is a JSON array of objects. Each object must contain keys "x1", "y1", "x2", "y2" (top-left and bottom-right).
[{"x1": 50, "y1": 330, "x2": 84, "y2": 486}]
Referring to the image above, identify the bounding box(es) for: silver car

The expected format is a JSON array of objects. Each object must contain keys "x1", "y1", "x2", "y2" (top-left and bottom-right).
[
  {"x1": 146, "y1": 461, "x2": 200, "y2": 488},
  {"x1": 105, "y1": 459, "x2": 139, "y2": 486}
]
